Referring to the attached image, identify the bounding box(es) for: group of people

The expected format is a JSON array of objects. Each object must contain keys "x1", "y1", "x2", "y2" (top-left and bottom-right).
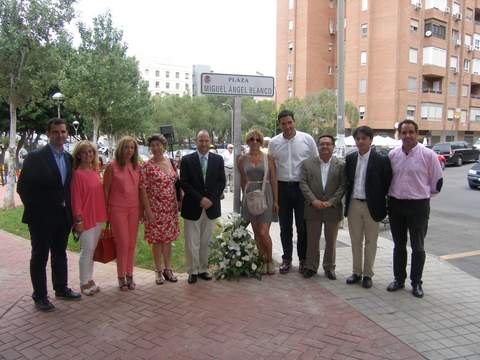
[{"x1": 17, "y1": 108, "x2": 442, "y2": 312}]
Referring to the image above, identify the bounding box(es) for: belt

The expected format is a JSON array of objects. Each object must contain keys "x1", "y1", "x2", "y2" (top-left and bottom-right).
[
  {"x1": 354, "y1": 198, "x2": 366, "y2": 202},
  {"x1": 278, "y1": 181, "x2": 299, "y2": 186}
]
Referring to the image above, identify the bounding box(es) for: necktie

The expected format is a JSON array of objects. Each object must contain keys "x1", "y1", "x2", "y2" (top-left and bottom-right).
[{"x1": 201, "y1": 156, "x2": 207, "y2": 180}]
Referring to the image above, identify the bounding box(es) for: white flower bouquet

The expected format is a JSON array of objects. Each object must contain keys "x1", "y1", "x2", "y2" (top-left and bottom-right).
[{"x1": 209, "y1": 213, "x2": 263, "y2": 280}]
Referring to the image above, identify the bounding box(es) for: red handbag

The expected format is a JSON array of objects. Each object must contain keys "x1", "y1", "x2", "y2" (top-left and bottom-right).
[{"x1": 93, "y1": 223, "x2": 116, "y2": 263}]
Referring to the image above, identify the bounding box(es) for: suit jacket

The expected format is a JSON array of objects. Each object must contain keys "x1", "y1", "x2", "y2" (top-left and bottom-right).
[
  {"x1": 299, "y1": 156, "x2": 346, "y2": 223},
  {"x1": 344, "y1": 149, "x2": 392, "y2": 222},
  {"x1": 180, "y1": 152, "x2": 226, "y2": 220},
  {"x1": 17, "y1": 145, "x2": 73, "y2": 226}
]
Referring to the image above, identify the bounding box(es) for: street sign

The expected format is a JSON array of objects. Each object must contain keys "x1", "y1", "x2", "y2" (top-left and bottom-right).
[{"x1": 200, "y1": 73, "x2": 275, "y2": 97}]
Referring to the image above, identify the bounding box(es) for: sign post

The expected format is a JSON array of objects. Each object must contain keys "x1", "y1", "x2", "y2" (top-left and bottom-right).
[{"x1": 201, "y1": 73, "x2": 275, "y2": 213}]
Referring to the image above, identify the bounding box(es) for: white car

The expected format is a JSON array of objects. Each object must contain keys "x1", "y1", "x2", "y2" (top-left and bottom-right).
[{"x1": 474, "y1": 139, "x2": 480, "y2": 150}]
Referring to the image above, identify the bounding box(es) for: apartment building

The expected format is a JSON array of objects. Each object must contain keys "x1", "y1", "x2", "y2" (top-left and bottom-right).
[
  {"x1": 276, "y1": 0, "x2": 480, "y2": 142},
  {"x1": 139, "y1": 59, "x2": 192, "y2": 97}
]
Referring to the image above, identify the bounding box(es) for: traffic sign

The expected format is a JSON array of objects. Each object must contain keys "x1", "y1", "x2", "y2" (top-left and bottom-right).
[{"x1": 201, "y1": 73, "x2": 274, "y2": 97}]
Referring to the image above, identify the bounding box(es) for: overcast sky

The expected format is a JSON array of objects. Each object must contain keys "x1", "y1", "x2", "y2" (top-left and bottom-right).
[{"x1": 72, "y1": 0, "x2": 277, "y2": 76}]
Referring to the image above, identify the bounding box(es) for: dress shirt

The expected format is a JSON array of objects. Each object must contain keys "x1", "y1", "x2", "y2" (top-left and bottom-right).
[
  {"x1": 320, "y1": 157, "x2": 331, "y2": 190},
  {"x1": 388, "y1": 143, "x2": 443, "y2": 199},
  {"x1": 49, "y1": 144, "x2": 67, "y2": 185},
  {"x1": 223, "y1": 150, "x2": 234, "y2": 168},
  {"x1": 268, "y1": 130, "x2": 318, "y2": 182},
  {"x1": 198, "y1": 151, "x2": 209, "y2": 179},
  {"x1": 352, "y1": 149, "x2": 371, "y2": 199}
]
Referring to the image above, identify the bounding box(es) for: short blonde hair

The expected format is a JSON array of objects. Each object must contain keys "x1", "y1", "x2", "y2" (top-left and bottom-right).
[
  {"x1": 72, "y1": 141, "x2": 99, "y2": 170},
  {"x1": 114, "y1": 136, "x2": 139, "y2": 168},
  {"x1": 245, "y1": 129, "x2": 264, "y2": 144}
]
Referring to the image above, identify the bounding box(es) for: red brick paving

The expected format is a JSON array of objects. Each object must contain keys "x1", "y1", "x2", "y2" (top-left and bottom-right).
[{"x1": 0, "y1": 231, "x2": 422, "y2": 360}]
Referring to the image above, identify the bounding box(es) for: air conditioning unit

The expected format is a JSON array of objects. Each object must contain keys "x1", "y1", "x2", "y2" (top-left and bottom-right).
[
  {"x1": 444, "y1": 6, "x2": 450, "y2": 14},
  {"x1": 451, "y1": 67, "x2": 459, "y2": 74},
  {"x1": 467, "y1": 45, "x2": 474, "y2": 52},
  {"x1": 287, "y1": 73, "x2": 293, "y2": 81},
  {"x1": 455, "y1": 39, "x2": 462, "y2": 47},
  {"x1": 454, "y1": 13, "x2": 462, "y2": 21}
]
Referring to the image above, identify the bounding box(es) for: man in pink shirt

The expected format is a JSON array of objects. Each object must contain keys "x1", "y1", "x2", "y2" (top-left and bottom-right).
[{"x1": 387, "y1": 120, "x2": 443, "y2": 298}]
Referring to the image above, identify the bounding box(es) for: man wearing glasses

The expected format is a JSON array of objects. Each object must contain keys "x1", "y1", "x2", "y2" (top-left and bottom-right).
[
  {"x1": 387, "y1": 120, "x2": 443, "y2": 298},
  {"x1": 268, "y1": 110, "x2": 318, "y2": 274}
]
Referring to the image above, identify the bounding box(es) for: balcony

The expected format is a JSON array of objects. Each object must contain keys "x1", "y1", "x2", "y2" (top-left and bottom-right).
[
  {"x1": 423, "y1": 65, "x2": 446, "y2": 77},
  {"x1": 422, "y1": 76, "x2": 443, "y2": 101},
  {"x1": 424, "y1": 7, "x2": 450, "y2": 22}
]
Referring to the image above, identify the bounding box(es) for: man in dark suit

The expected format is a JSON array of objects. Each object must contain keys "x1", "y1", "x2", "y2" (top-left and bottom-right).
[
  {"x1": 344, "y1": 126, "x2": 392, "y2": 288},
  {"x1": 299, "y1": 135, "x2": 346, "y2": 280},
  {"x1": 17, "y1": 118, "x2": 81, "y2": 312},
  {"x1": 180, "y1": 130, "x2": 226, "y2": 284}
]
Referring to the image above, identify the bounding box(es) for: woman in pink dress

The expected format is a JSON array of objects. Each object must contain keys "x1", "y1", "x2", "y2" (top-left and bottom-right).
[
  {"x1": 140, "y1": 134, "x2": 180, "y2": 285},
  {"x1": 103, "y1": 136, "x2": 141, "y2": 291},
  {"x1": 71, "y1": 141, "x2": 107, "y2": 295}
]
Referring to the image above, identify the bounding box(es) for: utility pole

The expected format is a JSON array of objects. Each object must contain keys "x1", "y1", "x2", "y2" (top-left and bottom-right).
[{"x1": 336, "y1": 0, "x2": 346, "y2": 158}]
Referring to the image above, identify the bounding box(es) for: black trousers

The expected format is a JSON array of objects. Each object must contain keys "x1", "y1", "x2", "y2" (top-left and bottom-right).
[
  {"x1": 278, "y1": 181, "x2": 307, "y2": 262},
  {"x1": 388, "y1": 197, "x2": 430, "y2": 285},
  {"x1": 28, "y1": 210, "x2": 70, "y2": 301}
]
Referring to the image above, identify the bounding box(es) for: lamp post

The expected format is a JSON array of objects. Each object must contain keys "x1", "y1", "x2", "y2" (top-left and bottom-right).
[
  {"x1": 52, "y1": 92, "x2": 65, "y2": 118},
  {"x1": 72, "y1": 120, "x2": 80, "y2": 139},
  {"x1": 336, "y1": 0, "x2": 346, "y2": 158},
  {"x1": 222, "y1": 103, "x2": 234, "y2": 143}
]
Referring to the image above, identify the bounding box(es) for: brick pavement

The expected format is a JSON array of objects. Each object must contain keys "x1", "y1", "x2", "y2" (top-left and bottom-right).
[{"x1": 0, "y1": 230, "x2": 422, "y2": 360}]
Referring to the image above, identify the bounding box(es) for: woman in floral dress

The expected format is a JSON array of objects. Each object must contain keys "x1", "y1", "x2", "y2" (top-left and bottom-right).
[{"x1": 140, "y1": 134, "x2": 181, "y2": 284}]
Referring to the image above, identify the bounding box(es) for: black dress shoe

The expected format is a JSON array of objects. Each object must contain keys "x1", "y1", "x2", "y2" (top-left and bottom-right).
[
  {"x1": 412, "y1": 283, "x2": 424, "y2": 298},
  {"x1": 362, "y1": 276, "x2": 373, "y2": 289},
  {"x1": 198, "y1": 272, "x2": 212, "y2": 281},
  {"x1": 34, "y1": 298, "x2": 55, "y2": 312},
  {"x1": 325, "y1": 270, "x2": 336, "y2": 280},
  {"x1": 346, "y1": 274, "x2": 362, "y2": 284},
  {"x1": 386, "y1": 280, "x2": 405, "y2": 292},
  {"x1": 279, "y1": 259, "x2": 291, "y2": 274},
  {"x1": 298, "y1": 260, "x2": 306, "y2": 275},
  {"x1": 55, "y1": 288, "x2": 81, "y2": 301},
  {"x1": 303, "y1": 269, "x2": 316, "y2": 278},
  {"x1": 188, "y1": 274, "x2": 198, "y2": 284}
]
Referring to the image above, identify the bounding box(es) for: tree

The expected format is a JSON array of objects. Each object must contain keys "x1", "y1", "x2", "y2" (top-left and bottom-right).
[
  {"x1": 0, "y1": 0, "x2": 76, "y2": 208},
  {"x1": 62, "y1": 11, "x2": 151, "y2": 144}
]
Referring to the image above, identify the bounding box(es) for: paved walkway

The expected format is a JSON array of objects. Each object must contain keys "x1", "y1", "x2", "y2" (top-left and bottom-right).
[{"x1": 0, "y1": 192, "x2": 478, "y2": 359}]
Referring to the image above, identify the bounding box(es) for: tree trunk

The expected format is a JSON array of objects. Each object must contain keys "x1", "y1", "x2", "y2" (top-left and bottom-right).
[
  {"x1": 93, "y1": 114, "x2": 101, "y2": 145},
  {"x1": 4, "y1": 100, "x2": 17, "y2": 209}
]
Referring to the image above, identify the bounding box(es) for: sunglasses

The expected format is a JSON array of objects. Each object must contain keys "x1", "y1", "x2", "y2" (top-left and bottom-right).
[{"x1": 248, "y1": 138, "x2": 262, "y2": 143}]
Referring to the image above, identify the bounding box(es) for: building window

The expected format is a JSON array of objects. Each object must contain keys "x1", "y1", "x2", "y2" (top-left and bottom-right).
[
  {"x1": 421, "y1": 103, "x2": 443, "y2": 121},
  {"x1": 288, "y1": 42, "x2": 294, "y2": 54},
  {"x1": 288, "y1": 20, "x2": 294, "y2": 32},
  {"x1": 465, "y1": 34, "x2": 472, "y2": 47},
  {"x1": 474, "y1": 33, "x2": 480, "y2": 50},
  {"x1": 360, "y1": 51, "x2": 367, "y2": 65},
  {"x1": 425, "y1": 20, "x2": 446, "y2": 40},
  {"x1": 452, "y1": 29, "x2": 460, "y2": 45},
  {"x1": 423, "y1": 47, "x2": 447, "y2": 67},
  {"x1": 185, "y1": 83, "x2": 189, "y2": 90},
  {"x1": 175, "y1": 72, "x2": 179, "y2": 79},
  {"x1": 359, "y1": 79, "x2": 367, "y2": 94},
  {"x1": 466, "y1": 8, "x2": 473, "y2": 21},
  {"x1": 145, "y1": 69, "x2": 149, "y2": 75},
  {"x1": 424, "y1": 0, "x2": 446, "y2": 10},
  {"x1": 452, "y1": 2, "x2": 460, "y2": 16},
  {"x1": 176, "y1": 83, "x2": 180, "y2": 90},
  {"x1": 166, "y1": 82, "x2": 170, "y2": 89},
  {"x1": 469, "y1": 108, "x2": 480, "y2": 122},
  {"x1": 407, "y1": 105, "x2": 416, "y2": 120},
  {"x1": 287, "y1": 64, "x2": 293, "y2": 75},
  {"x1": 447, "y1": 108, "x2": 455, "y2": 121},
  {"x1": 409, "y1": 48, "x2": 418, "y2": 63},
  {"x1": 166, "y1": 71, "x2": 170, "y2": 78},
  {"x1": 155, "y1": 70, "x2": 160, "y2": 77},
  {"x1": 462, "y1": 84, "x2": 469, "y2": 96},
  {"x1": 288, "y1": 0, "x2": 295, "y2": 9},
  {"x1": 448, "y1": 82, "x2": 457, "y2": 95},
  {"x1": 461, "y1": 110, "x2": 467, "y2": 123},
  {"x1": 288, "y1": 87, "x2": 293, "y2": 98},
  {"x1": 328, "y1": 66, "x2": 333, "y2": 75},
  {"x1": 360, "y1": 23, "x2": 368, "y2": 38},
  {"x1": 155, "y1": 81, "x2": 159, "y2": 88},
  {"x1": 361, "y1": 0, "x2": 368, "y2": 11},
  {"x1": 464, "y1": 59, "x2": 471, "y2": 72},
  {"x1": 473, "y1": 59, "x2": 480, "y2": 74},
  {"x1": 410, "y1": 19, "x2": 419, "y2": 32},
  {"x1": 359, "y1": 106, "x2": 366, "y2": 120},
  {"x1": 450, "y1": 56, "x2": 459, "y2": 71},
  {"x1": 408, "y1": 77, "x2": 417, "y2": 92},
  {"x1": 185, "y1": 73, "x2": 189, "y2": 79}
]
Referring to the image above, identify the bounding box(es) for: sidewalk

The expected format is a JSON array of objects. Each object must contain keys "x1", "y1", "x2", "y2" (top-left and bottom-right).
[{"x1": 0, "y1": 193, "x2": 478, "y2": 359}]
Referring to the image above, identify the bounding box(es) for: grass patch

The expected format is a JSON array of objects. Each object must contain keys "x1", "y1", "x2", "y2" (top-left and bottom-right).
[{"x1": 0, "y1": 206, "x2": 186, "y2": 272}]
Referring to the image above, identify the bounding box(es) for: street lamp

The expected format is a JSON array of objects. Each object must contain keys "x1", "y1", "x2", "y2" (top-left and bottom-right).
[
  {"x1": 52, "y1": 92, "x2": 65, "y2": 118},
  {"x1": 72, "y1": 120, "x2": 80, "y2": 139},
  {"x1": 222, "y1": 103, "x2": 234, "y2": 143}
]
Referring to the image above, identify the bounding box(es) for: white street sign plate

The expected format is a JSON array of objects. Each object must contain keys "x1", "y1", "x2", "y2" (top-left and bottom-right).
[{"x1": 201, "y1": 73, "x2": 275, "y2": 97}]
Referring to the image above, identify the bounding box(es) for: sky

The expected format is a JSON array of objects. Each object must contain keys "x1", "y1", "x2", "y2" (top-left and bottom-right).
[{"x1": 72, "y1": 0, "x2": 277, "y2": 76}]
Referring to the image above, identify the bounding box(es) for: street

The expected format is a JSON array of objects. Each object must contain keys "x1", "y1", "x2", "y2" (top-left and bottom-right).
[{"x1": 379, "y1": 162, "x2": 480, "y2": 279}]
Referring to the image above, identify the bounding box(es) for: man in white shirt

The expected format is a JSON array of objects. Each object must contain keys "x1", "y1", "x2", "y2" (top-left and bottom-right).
[
  {"x1": 268, "y1": 110, "x2": 318, "y2": 274},
  {"x1": 299, "y1": 135, "x2": 346, "y2": 279},
  {"x1": 223, "y1": 144, "x2": 234, "y2": 192},
  {"x1": 344, "y1": 126, "x2": 392, "y2": 289}
]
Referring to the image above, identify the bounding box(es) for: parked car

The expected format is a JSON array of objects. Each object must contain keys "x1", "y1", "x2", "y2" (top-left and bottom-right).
[
  {"x1": 467, "y1": 161, "x2": 480, "y2": 189},
  {"x1": 474, "y1": 139, "x2": 480, "y2": 150},
  {"x1": 432, "y1": 141, "x2": 480, "y2": 166}
]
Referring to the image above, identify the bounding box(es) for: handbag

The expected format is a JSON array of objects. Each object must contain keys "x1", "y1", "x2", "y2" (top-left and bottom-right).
[
  {"x1": 244, "y1": 154, "x2": 269, "y2": 216},
  {"x1": 93, "y1": 222, "x2": 116, "y2": 263}
]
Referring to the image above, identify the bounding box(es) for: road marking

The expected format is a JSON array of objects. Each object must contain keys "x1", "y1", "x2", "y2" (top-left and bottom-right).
[{"x1": 439, "y1": 250, "x2": 480, "y2": 260}]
